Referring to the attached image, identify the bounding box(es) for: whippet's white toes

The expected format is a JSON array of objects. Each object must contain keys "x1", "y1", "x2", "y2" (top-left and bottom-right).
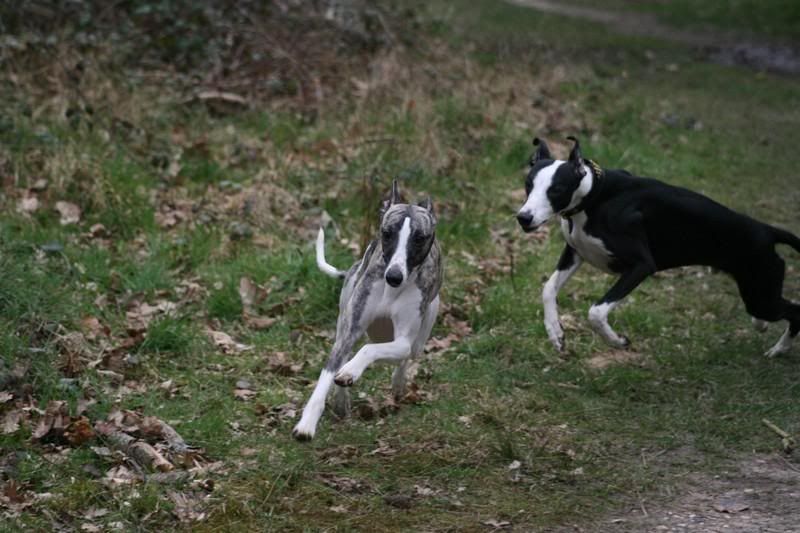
[
  {"x1": 752, "y1": 318, "x2": 769, "y2": 333},
  {"x1": 291, "y1": 421, "x2": 316, "y2": 441}
]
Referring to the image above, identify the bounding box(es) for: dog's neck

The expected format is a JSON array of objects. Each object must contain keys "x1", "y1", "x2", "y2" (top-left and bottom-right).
[{"x1": 561, "y1": 159, "x2": 604, "y2": 219}]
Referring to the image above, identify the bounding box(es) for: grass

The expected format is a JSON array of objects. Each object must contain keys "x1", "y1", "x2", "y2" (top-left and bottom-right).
[{"x1": 2, "y1": 0, "x2": 800, "y2": 531}]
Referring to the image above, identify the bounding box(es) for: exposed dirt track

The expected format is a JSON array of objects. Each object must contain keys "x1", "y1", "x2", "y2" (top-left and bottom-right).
[{"x1": 506, "y1": 0, "x2": 800, "y2": 75}]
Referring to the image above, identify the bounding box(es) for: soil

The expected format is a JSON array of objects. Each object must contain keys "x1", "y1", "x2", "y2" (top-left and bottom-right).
[
  {"x1": 507, "y1": 0, "x2": 800, "y2": 75},
  {"x1": 610, "y1": 454, "x2": 800, "y2": 532}
]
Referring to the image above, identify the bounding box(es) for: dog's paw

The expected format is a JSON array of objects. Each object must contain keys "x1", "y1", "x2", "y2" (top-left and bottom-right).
[
  {"x1": 764, "y1": 344, "x2": 789, "y2": 358},
  {"x1": 545, "y1": 319, "x2": 565, "y2": 351},
  {"x1": 550, "y1": 335, "x2": 566, "y2": 352},
  {"x1": 334, "y1": 371, "x2": 355, "y2": 387},
  {"x1": 752, "y1": 318, "x2": 769, "y2": 333},
  {"x1": 291, "y1": 424, "x2": 315, "y2": 441}
]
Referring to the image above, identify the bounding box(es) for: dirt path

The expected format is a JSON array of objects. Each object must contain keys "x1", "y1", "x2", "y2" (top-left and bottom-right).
[
  {"x1": 506, "y1": 0, "x2": 800, "y2": 75},
  {"x1": 609, "y1": 454, "x2": 800, "y2": 532}
]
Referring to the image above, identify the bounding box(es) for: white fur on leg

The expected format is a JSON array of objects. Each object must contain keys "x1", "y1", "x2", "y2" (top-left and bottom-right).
[
  {"x1": 752, "y1": 317, "x2": 769, "y2": 332},
  {"x1": 543, "y1": 271, "x2": 565, "y2": 351},
  {"x1": 765, "y1": 327, "x2": 793, "y2": 357},
  {"x1": 292, "y1": 369, "x2": 334, "y2": 440},
  {"x1": 335, "y1": 338, "x2": 412, "y2": 387},
  {"x1": 588, "y1": 302, "x2": 629, "y2": 347}
]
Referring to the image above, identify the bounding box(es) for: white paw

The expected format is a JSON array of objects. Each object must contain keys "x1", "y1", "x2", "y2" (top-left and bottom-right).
[
  {"x1": 334, "y1": 364, "x2": 362, "y2": 387},
  {"x1": 545, "y1": 319, "x2": 565, "y2": 352},
  {"x1": 752, "y1": 318, "x2": 769, "y2": 333},
  {"x1": 292, "y1": 419, "x2": 316, "y2": 441},
  {"x1": 764, "y1": 344, "x2": 789, "y2": 358}
]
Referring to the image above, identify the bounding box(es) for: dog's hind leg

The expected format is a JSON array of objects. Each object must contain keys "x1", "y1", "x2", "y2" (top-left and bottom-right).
[
  {"x1": 543, "y1": 246, "x2": 583, "y2": 351},
  {"x1": 765, "y1": 303, "x2": 800, "y2": 357},
  {"x1": 391, "y1": 360, "x2": 409, "y2": 401},
  {"x1": 392, "y1": 296, "x2": 440, "y2": 400},
  {"x1": 589, "y1": 262, "x2": 654, "y2": 348},
  {"x1": 332, "y1": 386, "x2": 351, "y2": 418}
]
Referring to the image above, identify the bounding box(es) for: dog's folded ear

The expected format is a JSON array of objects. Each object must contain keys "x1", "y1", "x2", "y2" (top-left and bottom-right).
[
  {"x1": 531, "y1": 137, "x2": 552, "y2": 164},
  {"x1": 566, "y1": 135, "x2": 587, "y2": 177}
]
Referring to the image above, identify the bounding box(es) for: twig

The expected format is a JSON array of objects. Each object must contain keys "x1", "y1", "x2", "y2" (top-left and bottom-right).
[
  {"x1": 96, "y1": 422, "x2": 174, "y2": 472},
  {"x1": 762, "y1": 418, "x2": 796, "y2": 453}
]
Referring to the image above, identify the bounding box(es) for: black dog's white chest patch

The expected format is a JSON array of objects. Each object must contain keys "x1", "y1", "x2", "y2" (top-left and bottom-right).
[{"x1": 560, "y1": 213, "x2": 614, "y2": 272}]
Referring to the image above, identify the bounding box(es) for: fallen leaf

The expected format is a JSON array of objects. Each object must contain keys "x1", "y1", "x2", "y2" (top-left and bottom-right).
[
  {"x1": 244, "y1": 314, "x2": 276, "y2": 330},
  {"x1": 32, "y1": 400, "x2": 70, "y2": 440},
  {"x1": 265, "y1": 352, "x2": 304, "y2": 375},
  {"x1": 55, "y1": 201, "x2": 81, "y2": 225},
  {"x1": 103, "y1": 465, "x2": 139, "y2": 486},
  {"x1": 81, "y1": 316, "x2": 110, "y2": 340},
  {"x1": 16, "y1": 196, "x2": 39, "y2": 214},
  {"x1": 65, "y1": 416, "x2": 96, "y2": 446},
  {"x1": 330, "y1": 504, "x2": 348, "y2": 513},
  {"x1": 4, "y1": 410, "x2": 24, "y2": 435},
  {"x1": 0, "y1": 391, "x2": 12, "y2": 403},
  {"x1": 482, "y1": 518, "x2": 512, "y2": 529},
  {"x1": 586, "y1": 349, "x2": 643, "y2": 370},
  {"x1": 207, "y1": 329, "x2": 253, "y2": 354},
  {"x1": 233, "y1": 389, "x2": 256, "y2": 401},
  {"x1": 126, "y1": 300, "x2": 177, "y2": 333}
]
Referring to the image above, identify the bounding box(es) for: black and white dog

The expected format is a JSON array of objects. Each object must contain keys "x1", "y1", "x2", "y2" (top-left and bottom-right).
[
  {"x1": 516, "y1": 136, "x2": 800, "y2": 357},
  {"x1": 293, "y1": 181, "x2": 443, "y2": 441}
]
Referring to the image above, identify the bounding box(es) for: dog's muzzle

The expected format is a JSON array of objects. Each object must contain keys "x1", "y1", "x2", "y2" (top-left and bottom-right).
[
  {"x1": 516, "y1": 212, "x2": 539, "y2": 233},
  {"x1": 385, "y1": 266, "x2": 404, "y2": 287}
]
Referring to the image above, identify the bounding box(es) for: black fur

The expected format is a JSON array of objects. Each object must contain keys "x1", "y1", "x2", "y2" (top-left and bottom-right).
[{"x1": 521, "y1": 136, "x2": 800, "y2": 350}]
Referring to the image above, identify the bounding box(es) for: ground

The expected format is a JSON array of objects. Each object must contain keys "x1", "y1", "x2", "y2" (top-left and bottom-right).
[{"x1": 1, "y1": 0, "x2": 800, "y2": 531}]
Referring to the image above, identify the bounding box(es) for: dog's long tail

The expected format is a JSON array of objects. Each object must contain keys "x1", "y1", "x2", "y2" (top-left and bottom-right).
[
  {"x1": 773, "y1": 226, "x2": 800, "y2": 254},
  {"x1": 316, "y1": 227, "x2": 347, "y2": 279}
]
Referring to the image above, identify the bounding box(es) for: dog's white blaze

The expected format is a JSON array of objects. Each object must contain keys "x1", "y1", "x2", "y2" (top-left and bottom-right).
[
  {"x1": 518, "y1": 160, "x2": 564, "y2": 226},
  {"x1": 293, "y1": 369, "x2": 334, "y2": 438},
  {"x1": 387, "y1": 216, "x2": 411, "y2": 280}
]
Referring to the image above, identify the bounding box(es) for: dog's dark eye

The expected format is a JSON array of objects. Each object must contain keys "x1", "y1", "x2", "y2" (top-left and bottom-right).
[{"x1": 413, "y1": 233, "x2": 427, "y2": 243}]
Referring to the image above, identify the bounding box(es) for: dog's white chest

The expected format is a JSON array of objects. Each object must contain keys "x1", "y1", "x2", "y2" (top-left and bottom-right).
[{"x1": 561, "y1": 214, "x2": 614, "y2": 272}]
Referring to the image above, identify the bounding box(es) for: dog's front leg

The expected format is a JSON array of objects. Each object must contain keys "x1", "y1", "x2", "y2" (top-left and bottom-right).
[
  {"x1": 293, "y1": 331, "x2": 361, "y2": 441},
  {"x1": 543, "y1": 246, "x2": 582, "y2": 351},
  {"x1": 335, "y1": 337, "x2": 413, "y2": 387},
  {"x1": 589, "y1": 263, "x2": 653, "y2": 347}
]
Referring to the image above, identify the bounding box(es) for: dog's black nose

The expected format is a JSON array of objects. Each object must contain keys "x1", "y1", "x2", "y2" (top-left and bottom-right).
[
  {"x1": 385, "y1": 266, "x2": 404, "y2": 287},
  {"x1": 516, "y1": 212, "x2": 534, "y2": 228}
]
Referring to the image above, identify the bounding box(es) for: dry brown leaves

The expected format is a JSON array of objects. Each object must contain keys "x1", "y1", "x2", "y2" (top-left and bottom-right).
[
  {"x1": 264, "y1": 352, "x2": 305, "y2": 376},
  {"x1": 425, "y1": 311, "x2": 473, "y2": 355},
  {"x1": 126, "y1": 299, "x2": 177, "y2": 333},
  {"x1": 585, "y1": 349, "x2": 645, "y2": 370},
  {"x1": 207, "y1": 328, "x2": 253, "y2": 354},
  {"x1": 55, "y1": 200, "x2": 81, "y2": 225},
  {"x1": 239, "y1": 276, "x2": 277, "y2": 330}
]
